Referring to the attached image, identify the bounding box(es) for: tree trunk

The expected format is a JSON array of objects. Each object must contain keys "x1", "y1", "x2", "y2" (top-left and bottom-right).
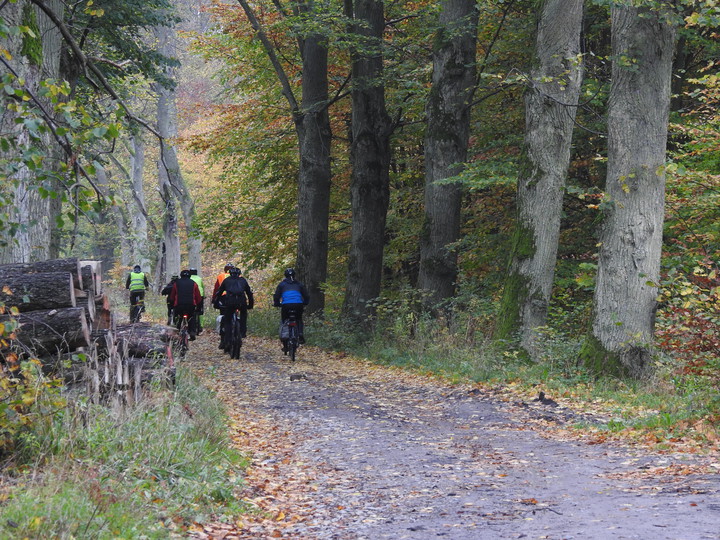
[
  {"x1": 581, "y1": 4, "x2": 676, "y2": 377},
  {"x1": 496, "y1": 0, "x2": 584, "y2": 353},
  {"x1": 130, "y1": 135, "x2": 149, "y2": 269},
  {"x1": 155, "y1": 24, "x2": 203, "y2": 275},
  {"x1": 343, "y1": 0, "x2": 393, "y2": 321},
  {"x1": 296, "y1": 30, "x2": 332, "y2": 315},
  {"x1": 3, "y1": 307, "x2": 90, "y2": 355},
  {"x1": 0, "y1": 272, "x2": 76, "y2": 312},
  {"x1": 417, "y1": 0, "x2": 479, "y2": 306}
]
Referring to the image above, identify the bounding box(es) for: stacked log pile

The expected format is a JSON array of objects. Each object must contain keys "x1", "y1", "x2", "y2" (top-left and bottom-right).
[{"x1": 1, "y1": 258, "x2": 176, "y2": 407}]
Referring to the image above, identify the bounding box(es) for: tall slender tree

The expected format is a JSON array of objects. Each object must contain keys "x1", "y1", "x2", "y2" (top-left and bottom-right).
[
  {"x1": 496, "y1": 0, "x2": 584, "y2": 353},
  {"x1": 342, "y1": 0, "x2": 393, "y2": 321},
  {"x1": 581, "y1": 2, "x2": 676, "y2": 376},
  {"x1": 417, "y1": 0, "x2": 479, "y2": 307}
]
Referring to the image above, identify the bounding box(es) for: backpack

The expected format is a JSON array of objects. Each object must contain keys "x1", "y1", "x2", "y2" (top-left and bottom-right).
[{"x1": 223, "y1": 278, "x2": 246, "y2": 306}]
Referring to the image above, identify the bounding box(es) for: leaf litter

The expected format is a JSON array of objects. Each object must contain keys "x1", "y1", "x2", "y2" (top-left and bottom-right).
[{"x1": 184, "y1": 333, "x2": 720, "y2": 539}]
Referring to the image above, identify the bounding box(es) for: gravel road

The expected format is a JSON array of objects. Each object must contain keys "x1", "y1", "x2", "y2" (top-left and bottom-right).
[{"x1": 187, "y1": 335, "x2": 720, "y2": 540}]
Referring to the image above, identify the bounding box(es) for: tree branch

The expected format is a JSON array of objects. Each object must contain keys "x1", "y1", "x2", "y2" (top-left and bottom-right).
[{"x1": 235, "y1": 0, "x2": 300, "y2": 118}]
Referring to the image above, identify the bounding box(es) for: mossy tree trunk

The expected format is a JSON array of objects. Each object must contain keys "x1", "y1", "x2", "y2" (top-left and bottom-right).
[
  {"x1": 496, "y1": 0, "x2": 584, "y2": 353},
  {"x1": 417, "y1": 0, "x2": 478, "y2": 308},
  {"x1": 581, "y1": 3, "x2": 675, "y2": 378},
  {"x1": 343, "y1": 0, "x2": 393, "y2": 322}
]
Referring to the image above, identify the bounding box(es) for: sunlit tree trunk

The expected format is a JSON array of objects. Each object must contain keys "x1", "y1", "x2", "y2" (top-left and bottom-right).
[
  {"x1": 581, "y1": 3, "x2": 676, "y2": 377},
  {"x1": 343, "y1": 0, "x2": 393, "y2": 321},
  {"x1": 496, "y1": 0, "x2": 584, "y2": 354},
  {"x1": 418, "y1": 0, "x2": 479, "y2": 307}
]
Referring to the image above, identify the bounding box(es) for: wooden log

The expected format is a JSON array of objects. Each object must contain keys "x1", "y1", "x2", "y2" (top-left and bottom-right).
[
  {"x1": 81, "y1": 265, "x2": 95, "y2": 294},
  {"x1": 79, "y1": 260, "x2": 102, "y2": 295},
  {"x1": 0, "y1": 257, "x2": 83, "y2": 289},
  {"x1": 92, "y1": 294, "x2": 113, "y2": 331},
  {"x1": 76, "y1": 295, "x2": 96, "y2": 323},
  {"x1": 109, "y1": 322, "x2": 177, "y2": 358},
  {"x1": 2, "y1": 307, "x2": 91, "y2": 355},
  {"x1": 0, "y1": 272, "x2": 76, "y2": 312}
]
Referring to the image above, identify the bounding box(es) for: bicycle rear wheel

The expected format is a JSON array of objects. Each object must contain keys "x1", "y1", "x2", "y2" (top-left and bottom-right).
[
  {"x1": 288, "y1": 326, "x2": 298, "y2": 362},
  {"x1": 230, "y1": 314, "x2": 242, "y2": 359}
]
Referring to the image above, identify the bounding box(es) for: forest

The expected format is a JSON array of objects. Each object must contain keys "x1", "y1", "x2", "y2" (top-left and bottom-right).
[{"x1": 2, "y1": 0, "x2": 720, "y2": 536}]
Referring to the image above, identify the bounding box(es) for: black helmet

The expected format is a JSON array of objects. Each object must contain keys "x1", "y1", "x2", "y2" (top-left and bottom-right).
[
  {"x1": 229, "y1": 267, "x2": 241, "y2": 276},
  {"x1": 180, "y1": 269, "x2": 191, "y2": 278},
  {"x1": 284, "y1": 268, "x2": 296, "y2": 279},
  {"x1": 189, "y1": 268, "x2": 198, "y2": 275},
  {"x1": 133, "y1": 265, "x2": 141, "y2": 272},
  {"x1": 224, "y1": 263, "x2": 233, "y2": 272}
]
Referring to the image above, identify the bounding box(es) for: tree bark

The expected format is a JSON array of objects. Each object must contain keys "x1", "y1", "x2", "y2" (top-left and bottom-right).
[
  {"x1": 0, "y1": 272, "x2": 76, "y2": 312},
  {"x1": 0, "y1": 257, "x2": 83, "y2": 288},
  {"x1": 581, "y1": 4, "x2": 676, "y2": 377},
  {"x1": 417, "y1": 0, "x2": 479, "y2": 306},
  {"x1": 496, "y1": 0, "x2": 584, "y2": 354},
  {"x1": 3, "y1": 307, "x2": 90, "y2": 354},
  {"x1": 343, "y1": 0, "x2": 393, "y2": 321},
  {"x1": 296, "y1": 28, "x2": 332, "y2": 315},
  {"x1": 129, "y1": 135, "x2": 149, "y2": 269}
]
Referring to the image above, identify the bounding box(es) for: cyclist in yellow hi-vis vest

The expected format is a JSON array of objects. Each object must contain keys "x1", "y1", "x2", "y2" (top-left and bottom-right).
[{"x1": 125, "y1": 265, "x2": 149, "y2": 322}]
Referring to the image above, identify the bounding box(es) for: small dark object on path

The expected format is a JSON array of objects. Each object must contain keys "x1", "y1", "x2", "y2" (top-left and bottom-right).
[
  {"x1": 290, "y1": 373, "x2": 307, "y2": 381},
  {"x1": 533, "y1": 391, "x2": 558, "y2": 407}
]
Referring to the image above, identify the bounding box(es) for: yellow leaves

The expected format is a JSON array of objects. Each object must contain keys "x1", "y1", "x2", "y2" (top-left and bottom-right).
[{"x1": 2, "y1": 285, "x2": 12, "y2": 295}]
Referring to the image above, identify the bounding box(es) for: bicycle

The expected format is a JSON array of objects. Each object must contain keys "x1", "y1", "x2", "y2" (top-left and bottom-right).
[
  {"x1": 283, "y1": 309, "x2": 300, "y2": 362},
  {"x1": 130, "y1": 296, "x2": 145, "y2": 323},
  {"x1": 178, "y1": 313, "x2": 190, "y2": 356},
  {"x1": 227, "y1": 308, "x2": 243, "y2": 360}
]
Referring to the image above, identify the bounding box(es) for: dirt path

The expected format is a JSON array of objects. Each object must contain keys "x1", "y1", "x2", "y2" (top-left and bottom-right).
[{"x1": 186, "y1": 334, "x2": 720, "y2": 540}]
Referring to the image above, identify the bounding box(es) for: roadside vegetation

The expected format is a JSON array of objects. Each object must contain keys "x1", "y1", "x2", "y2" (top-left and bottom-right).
[{"x1": 0, "y1": 299, "x2": 248, "y2": 538}]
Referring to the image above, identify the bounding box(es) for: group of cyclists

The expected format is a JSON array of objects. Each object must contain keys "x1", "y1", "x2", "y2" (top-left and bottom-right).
[{"x1": 126, "y1": 264, "x2": 308, "y2": 354}]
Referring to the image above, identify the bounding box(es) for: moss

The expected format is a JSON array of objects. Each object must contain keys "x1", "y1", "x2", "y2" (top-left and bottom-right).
[
  {"x1": 495, "y1": 220, "x2": 536, "y2": 340},
  {"x1": 579, "y1": 333, "x2": 624, "y2": 377},
  {"x1": 21, "y1": 4, "x2": 43, "y2": 68}
]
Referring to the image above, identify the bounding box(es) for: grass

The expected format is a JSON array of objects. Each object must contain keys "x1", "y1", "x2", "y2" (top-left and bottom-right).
[{"x1": 0, "y1": 367, "x2": 249, "y2": 539}]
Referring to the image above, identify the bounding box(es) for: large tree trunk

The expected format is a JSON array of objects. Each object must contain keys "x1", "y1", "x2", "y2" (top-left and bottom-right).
[
  {"x1": 417, "y1": 0, "x2": 479, "y2": 306},
  {"x1": 0, "y1": 2, "x2": 52, "y2": 263},
  {"x1": 343, "y1": 0, "x2": 393, "y2": 321},
  {"x1": 496, "y1": 0, "x2": 584, "y2": 353},
  {"x1": 581, "y1": 4, "x2": 676, "y2": 377},
  {"x1": 296, "y1": 30, "x2": 332, "y2": 315},
  {"x1": 155, "y1": 24, "x2": 202, "y2": 275}
]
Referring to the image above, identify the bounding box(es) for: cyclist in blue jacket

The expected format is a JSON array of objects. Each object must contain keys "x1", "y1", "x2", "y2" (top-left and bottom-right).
[{"x1": 273, "y1": 268, "x2": 309, "y2": 346}]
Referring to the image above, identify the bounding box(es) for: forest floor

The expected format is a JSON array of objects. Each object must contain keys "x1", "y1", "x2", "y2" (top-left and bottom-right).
[{"x1": 184, "y1": 332, "x2": 720, "y2": 540}]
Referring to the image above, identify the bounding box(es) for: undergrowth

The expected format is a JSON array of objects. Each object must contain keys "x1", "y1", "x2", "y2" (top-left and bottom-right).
[{"x1": 0, "y1": 367, "x2": 248, "y2": 539}]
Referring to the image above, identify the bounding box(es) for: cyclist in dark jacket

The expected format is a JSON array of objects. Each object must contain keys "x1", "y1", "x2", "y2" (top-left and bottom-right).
[
  {"x1": 169, "y1": 270, "x2": 202, "y2": 339},
  {"x1": 212, "y1": 267, "x2": 254, "y2": 349},
  {"x1": 273, "y1": 268, "x2": 309, "y2": 346},
  {"x1": 161, "y1": 274, "x2": 179, "y2": 325}
]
